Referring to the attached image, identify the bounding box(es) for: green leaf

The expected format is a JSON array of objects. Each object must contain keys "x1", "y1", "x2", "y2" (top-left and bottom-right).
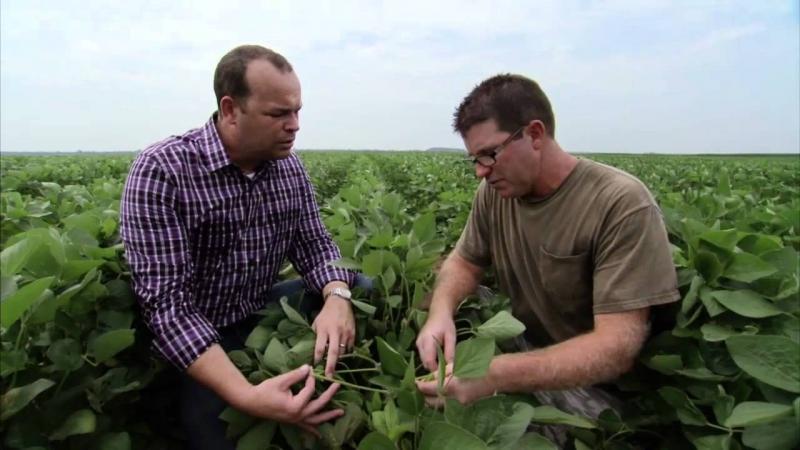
[
  {"x1": 723, "y1": 402, "x2": 794, "y2": 428},
  {"x1": 712, "y1": 393, "x2": 735, "y2": 425},
  {"x1": 357, "y1": 431, "x2": 395, "y2": 450},
  {"x1": 701, "y1": 323, "x2": 738, "y2": 342},
  {"x1": 0, "y1": 276, "x2": 55, "y2": 328},
  {"x1": 723, "y1": 253, "x2": 778, "y2": 283},
  {"x1": 263, "y1": 338, "x2": 289, "y2": 373},
  {"x1": 694, "y1": 251, "x2": 723, "y2": 283},
  {"x1": 351, "y1": 299, "x2": 377, "y2": 316},
  {"x1": 418, "y1": 421, "x2": 488, "y2": 450},
  {"x1": 727, "y1": 335, "x2": 800, "y2": 393},
  {"x1": 46, "y1": 338, "x2": 84, "y2": 372},
  {"x1": 742, "y1": 417, "x2": 800, "y2": 450},
  {"x1": 219, "y1": 407, "x2": 256, "y2": 440},
  {"x1": 657, "y1": 386, "x2": 707, "y2": 426},
  {"x1": 244, "y1": 325, "x2": 271, "y2": 352},
  {"x1": 376, "y1": 337, "x2": 407, "y2": 377},
  {"x1": 236, "y1": 421, "x2": 277, "y2": 450},
  {"x1": 332, "y1": 257, "x2": 361, "y2": 271},
  {"x1": 286, "y1": 339, "x2": 315, "y2": 369},
  {"x1": 700, "y1": 229, "x2": 739, "y2": 252},
  {"x1": 280, "y1": 297, "x2": 309, "y2": 327},
  {"x1": 50, "y1": 409, "x2": 96, "y2": 440},
  {"x1": 96, "y1": 432, "x2": 132, "y2": 450},
  {"x1": 454, "y1": 337, "x2": 495, "y2": 379},
  {"x1": 712, "y1": 290, "x2": 784, "y2": 318},
  {"x1": 487, "y1": 403, "x2": 536, "y2": 449},
  {"x1": 681, "y1": 275, "x2": 704, "y2": 314},
  {"x1": 699, "y1": 287, "x2": 726, "y2": 317},
  {"x1": 738, "y1": 234, "x2": 783, "y2": 256},
  {"x1": 476, "y1": 311, "x2": 526, "y2": 341},
  {"x1": 89, "y1": 329, "x2": 135, "y2": 363},
  {"x1": 412, "y1": 213, "x2": 437, "y2": 243},
  {"x1": 515, "y1": 432, "x2": 558, "y2": 449},
  {"x1": 689, "y1": 434, "x2": 731, "y2": 450},
  {"x1": 362, "y1": 251, "x2": 400, "y2": 278},
  {"x1": 530, "y1": 406, "x2": 597, "y2": 429},
  {"x1": 382, "y1": 266, "x2": 397, "y2": 291},
  {"x1": 0, "y1": 238, "x2": 40, "y2": 276},
  {"x1": 0, "y1": 378, "x2": 55, "y2": 420},
  {"x1": 643, "y1": 354, "x2": 683, "y2": 374}
]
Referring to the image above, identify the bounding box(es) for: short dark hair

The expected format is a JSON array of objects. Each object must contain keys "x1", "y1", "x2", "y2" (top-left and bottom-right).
[
  {"x1": 213, "y1": 45, "x2": 293, "y2": 110},
  {"x1": 453, "y1": 74, "x2": 555, "y2": 138}
]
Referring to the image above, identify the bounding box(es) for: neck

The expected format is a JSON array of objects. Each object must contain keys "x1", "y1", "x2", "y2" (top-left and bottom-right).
[
  {"x1": 214, "y1": 116, "x2": 258, "y2": 172},
  {"x1": 531, "y1": 143, "x2": 578, "y2": 198}
]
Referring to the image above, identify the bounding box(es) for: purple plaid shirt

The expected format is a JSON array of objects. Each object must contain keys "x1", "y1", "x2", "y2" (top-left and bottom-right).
[{"x1": 120, "y1": 115, "x2": 353, "y2": 370}]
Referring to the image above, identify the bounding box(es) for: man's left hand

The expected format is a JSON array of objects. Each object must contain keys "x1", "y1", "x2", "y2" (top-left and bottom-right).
[
  {"x1": 416, "y1": 362, "x2": 497, "y2": 407},
  {"x1": 312, "y1": 295, "x2": 354, "y2": 377}
]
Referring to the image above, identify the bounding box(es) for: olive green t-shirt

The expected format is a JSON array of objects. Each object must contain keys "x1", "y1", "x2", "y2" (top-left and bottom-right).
[{"x1": 455, "y1": 159, "x2": 680, "y2": 346}]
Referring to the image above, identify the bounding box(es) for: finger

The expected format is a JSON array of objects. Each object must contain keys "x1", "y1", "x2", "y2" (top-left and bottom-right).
[
  {"x1": 303, "y1": 383, "x2": 341, "y2": 416},
  {"x1": 417, "y1": 335, "x2": 437, "y2": 372},
  {"x1": 314, "y1": 330, "x2": 328, "y2": 364},
  {"x1": 276, "y1": 364, "x2": 311, "y2": 389},
  {"x1": 325, "y1": 335, "x2": 341, "y2": 377},
  {"x1": 424, "y1": 394, "x2": 446, "y2": 409},
  {"x1": 304, "y1": 408, "x2": 344, "y2": 425},
  {"x1": 443, "y1": 329, "x2": 456, "y2": 365},
  {"x1": 292, "y1": 369, "x2": 317, "y2": 406},
  {"x1": 416, "y1": 379, "x2": 439, "y2": 396}
]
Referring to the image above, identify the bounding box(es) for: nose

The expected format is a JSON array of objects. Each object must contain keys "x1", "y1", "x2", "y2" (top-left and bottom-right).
[
  {"x1": 284, "y1": 112, "x2": 300, "y2": 132},
  {"x1": 475, "y1": 163, "x2": 492, "y2": 179}
]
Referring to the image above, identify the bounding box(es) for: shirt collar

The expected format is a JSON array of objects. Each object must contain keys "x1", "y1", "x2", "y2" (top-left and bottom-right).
[
  {"x1": 200, "y1": 113, "x2": 278, "y2": 175},
  {"x1": 200, "y1": 113, "x2": 234, "y2": 173}
]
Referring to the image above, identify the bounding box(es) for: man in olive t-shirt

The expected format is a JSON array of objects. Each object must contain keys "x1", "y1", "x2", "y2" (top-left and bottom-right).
[{"x1": 416, "y1": 75, "x2": 679, "y2": 422}]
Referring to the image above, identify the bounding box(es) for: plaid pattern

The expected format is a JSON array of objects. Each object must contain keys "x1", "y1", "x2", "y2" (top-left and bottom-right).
[{"x1": 120, "y1": 115, "x2": 352, "y2": 370}]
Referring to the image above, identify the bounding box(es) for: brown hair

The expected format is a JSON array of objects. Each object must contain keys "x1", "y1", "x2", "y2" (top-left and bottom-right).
[
  {"x1": 213, "y1": 45, "x2": 293, "y2": 110},
  {"x1": 453, "y1": 74, "x2": 555, "y2": 137}
]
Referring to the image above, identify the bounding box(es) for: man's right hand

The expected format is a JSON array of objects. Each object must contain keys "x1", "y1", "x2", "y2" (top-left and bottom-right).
[
  {"x1": 416, "y1": 310, "x2": 457, "y2": 372},
  {"x1": 233, "y1": 365, "x2": 343, "y2": 436}
]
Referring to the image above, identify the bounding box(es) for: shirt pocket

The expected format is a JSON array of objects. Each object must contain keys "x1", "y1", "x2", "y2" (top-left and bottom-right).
[{"x1": 537, "y1": 246, "x2": 592, "y2": 302}]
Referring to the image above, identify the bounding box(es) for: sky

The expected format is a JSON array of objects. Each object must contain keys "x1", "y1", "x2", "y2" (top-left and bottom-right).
[{"x1": 1, "y1": 0, "x2": 798, "y2": 154}]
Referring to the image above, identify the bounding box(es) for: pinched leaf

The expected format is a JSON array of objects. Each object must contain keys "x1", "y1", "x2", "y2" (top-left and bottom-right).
[
  {"x1": 454, "y1": 337, "x2": 495, "y2": 379},
  {"x1": 476, "y1": 311, "x2": 526, "y2": 341}
]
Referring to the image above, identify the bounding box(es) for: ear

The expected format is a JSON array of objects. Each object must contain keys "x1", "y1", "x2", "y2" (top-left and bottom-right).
[
  {"x1": 525, "y1": 120, "x2": 547, "y2": 139},
  {"x1": 219, "y1": 96, "x2": 238, "y2": 124}
]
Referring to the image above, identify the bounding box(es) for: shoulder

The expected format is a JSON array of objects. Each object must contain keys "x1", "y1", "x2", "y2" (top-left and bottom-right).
[
  {"x1": 130, "y1": 126, "x2": 207, "y2": 179},
  {"x1": 578, "y1": 159, "x2": 657, "y2": 211}
]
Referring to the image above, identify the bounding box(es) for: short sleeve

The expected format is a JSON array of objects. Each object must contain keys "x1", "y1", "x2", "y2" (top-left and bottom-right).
[{"x1": 592, "y1": 205, "x2": 680, "y2": 313}]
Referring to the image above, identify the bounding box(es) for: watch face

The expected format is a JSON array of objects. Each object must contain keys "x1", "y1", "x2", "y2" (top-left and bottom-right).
[{"x1": 335, "y1": 288, "x2": 352, "y2": 299}]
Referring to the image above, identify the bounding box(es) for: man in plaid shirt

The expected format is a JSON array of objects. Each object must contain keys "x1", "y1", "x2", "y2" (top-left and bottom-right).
[{"x1": 120, "y1": 45, "x2": 360, "y2": 449}]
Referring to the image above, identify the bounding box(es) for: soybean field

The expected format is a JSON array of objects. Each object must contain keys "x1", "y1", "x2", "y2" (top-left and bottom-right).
[{"x1": 1, "y1": 152, "x2": 798, "y2": 450}]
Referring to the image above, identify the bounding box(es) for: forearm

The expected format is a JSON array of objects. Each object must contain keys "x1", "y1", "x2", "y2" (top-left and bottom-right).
[
  {"x1": 429, "y1": 251, "x2": 484, "y2": 316},
  {"x1": 488, "y1": 311, "x2": 650, "y2": 392},
  {"x1": 185, "y1": 344, "x2": 253, "y2": 409}
]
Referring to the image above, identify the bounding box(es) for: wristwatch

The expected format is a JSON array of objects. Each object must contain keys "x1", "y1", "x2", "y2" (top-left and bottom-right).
[{"x1": 324, "y1": 287, "x2": 352, "y2": 302}]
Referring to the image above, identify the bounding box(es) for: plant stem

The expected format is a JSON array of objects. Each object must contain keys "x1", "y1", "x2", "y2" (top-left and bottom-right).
[{"x1": 312, "y1": 372, "x2": 389, "y2": 394}]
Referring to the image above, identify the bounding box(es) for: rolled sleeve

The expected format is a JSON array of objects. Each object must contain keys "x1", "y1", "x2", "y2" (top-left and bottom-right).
[
  {"x1": 288, "y1": 169, "x2": 354, "y2": 293},
  {"x1": 120, "y1": 155, "x2": 220, "y2": 370}
]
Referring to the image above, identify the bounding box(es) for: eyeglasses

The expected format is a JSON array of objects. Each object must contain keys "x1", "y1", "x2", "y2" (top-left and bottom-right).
[{"x1": 466, "y1": 126, "x2": 525, "y2": 167}]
